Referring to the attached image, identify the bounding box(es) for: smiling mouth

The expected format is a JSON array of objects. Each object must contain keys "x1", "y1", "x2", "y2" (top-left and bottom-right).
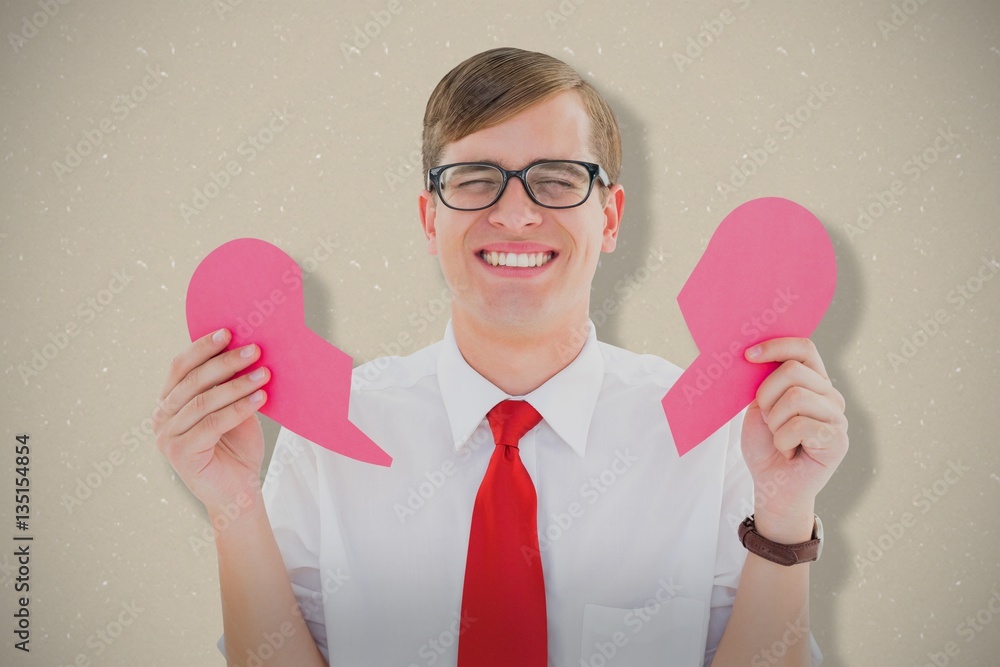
[{"x1": 478, "y1": 250, "x2": 556, "y2": 268}]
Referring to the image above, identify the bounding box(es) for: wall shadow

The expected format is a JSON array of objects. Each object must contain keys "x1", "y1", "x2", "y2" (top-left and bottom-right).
[
  {"x1": 808, "y1": 224, "x2": 870, "y2": 667},
  {"x1": 591, "y1": 91, "x2": 657, "y2": 348}
]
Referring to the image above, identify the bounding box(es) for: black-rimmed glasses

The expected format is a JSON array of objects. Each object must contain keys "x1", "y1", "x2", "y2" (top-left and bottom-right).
[{"x1": 426, "y1": 160, "x2": 611, "y2": 211}]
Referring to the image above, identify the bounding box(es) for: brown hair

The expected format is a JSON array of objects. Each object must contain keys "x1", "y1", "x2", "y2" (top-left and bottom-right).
[{"x1": 422, "y1": 47, "x2": 622, "y2": 202}]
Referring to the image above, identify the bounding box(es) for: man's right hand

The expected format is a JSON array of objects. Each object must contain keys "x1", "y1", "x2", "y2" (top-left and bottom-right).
[
  {"x1": 153, "y1": 328, "x2": 329, "y2": 666},
  {"x1": 152, "y1": 327, "x2": 271, "y2": 514}
]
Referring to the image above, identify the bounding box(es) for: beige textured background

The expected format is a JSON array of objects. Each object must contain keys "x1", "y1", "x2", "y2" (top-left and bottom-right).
[{"x1": 2, "y1": 1, "x2": 998, "y2": 665}]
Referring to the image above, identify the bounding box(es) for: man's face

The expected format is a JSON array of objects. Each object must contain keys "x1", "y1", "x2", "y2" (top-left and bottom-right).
[{"x1": 418, "y1": 89, "x2": 625, "y2": 334}]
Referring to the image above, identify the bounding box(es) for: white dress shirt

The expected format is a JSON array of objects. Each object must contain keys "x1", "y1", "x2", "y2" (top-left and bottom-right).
[{"x1": 217, "y1": 318, "x2": 822, "y2": 666}]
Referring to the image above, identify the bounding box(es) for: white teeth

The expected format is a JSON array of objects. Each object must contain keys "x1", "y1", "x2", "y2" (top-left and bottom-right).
[{"x1": 481, "y1": 251, "x2": 554, "y2": 268}]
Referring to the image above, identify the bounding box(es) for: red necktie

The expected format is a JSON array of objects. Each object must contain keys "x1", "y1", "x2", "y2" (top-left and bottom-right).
[{"x1": 458, "y1": 399, "x2": 547, "y2": 666}]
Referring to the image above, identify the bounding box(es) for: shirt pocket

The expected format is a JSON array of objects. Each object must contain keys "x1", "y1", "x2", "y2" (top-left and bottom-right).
[{"x1": 580, "y1": 596, "x2": 706, "y2": 667}]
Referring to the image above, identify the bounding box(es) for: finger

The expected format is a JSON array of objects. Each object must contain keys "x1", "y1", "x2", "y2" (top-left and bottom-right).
[
  {"x1": 745, "y1": 337, "x2": 829, "y2": 380},
  {"x1": 762, "y1": 385, "x2": 845, "y2": 435},
  {"x1": 770, "y1": 414, "x2": 815, "y2": 460},
  {"x1": 160, "y1": 342, "x2": 262, "y2": 436},
  {"x1": 773, "y1": 415, "x2": 848, "y2": 464},
  {"x1": 753, "y1": 359, "x2": 840, "y2": 418},
  {"x1": 159, "y1": 328, "x2": 231, "y2": 402},
  {"x1": 171, "y1": 364, "x2": 271, "y2": 436},
  {"x1": 801, "y1": 417, "x2": 848, "y2": 455},
  {"x1": 161, "y1": 389, "x2": 269, "y2": 471}
]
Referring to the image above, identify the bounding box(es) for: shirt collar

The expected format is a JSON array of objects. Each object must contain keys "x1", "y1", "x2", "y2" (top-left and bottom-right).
[{"x1": 437, "y1": 318, "x2": 604, "y2": 459}]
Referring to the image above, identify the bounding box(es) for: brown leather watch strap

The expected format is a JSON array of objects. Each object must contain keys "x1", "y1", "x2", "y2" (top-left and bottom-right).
[{"x1": 738, "y1": 515, "x2": 822, "y2": 566}]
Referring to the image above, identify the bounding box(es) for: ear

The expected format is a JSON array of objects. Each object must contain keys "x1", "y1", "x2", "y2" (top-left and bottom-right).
[
  {"x1": 600, "y1": 183, "x2": 625, "y2": 253},
  {"x1": 418, "y1": 189, "x2": 439, "y2": 255}
]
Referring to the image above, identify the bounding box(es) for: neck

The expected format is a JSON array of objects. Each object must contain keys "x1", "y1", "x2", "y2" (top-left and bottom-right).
[{"x1": 451, "y1": 308, "x2": 591, "y2": 396}]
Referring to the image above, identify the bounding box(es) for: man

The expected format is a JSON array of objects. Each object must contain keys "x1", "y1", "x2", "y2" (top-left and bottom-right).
[{"x1": 154, "y1": 47, "x2": 847, "y2": 666}]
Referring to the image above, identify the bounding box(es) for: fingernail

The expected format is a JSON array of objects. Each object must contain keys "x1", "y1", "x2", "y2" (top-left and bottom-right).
[
  {"x1": 250, "y1": 389, "x2": 264, "y2": 403},
  {"x1": 213, "y1": 328, "x2": 227, "y2": 343},
  {"x1": 240, "y1": 344, "x2": 256, "y2": 358},
  {"x1": 746, "y1": 345, "x2": 761, "y2": 359},
  {"x1": 249, "y1": 367, "x2": 265, "y2": 381}
]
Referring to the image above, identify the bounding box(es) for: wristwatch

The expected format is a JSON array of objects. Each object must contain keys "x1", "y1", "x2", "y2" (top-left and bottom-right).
[{"x1": 738, "y1": 514, "x2": 823, "y2": 566}]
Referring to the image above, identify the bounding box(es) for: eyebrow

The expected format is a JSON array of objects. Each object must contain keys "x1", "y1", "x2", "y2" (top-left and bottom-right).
[{"x1": 468, "y1": 157, "x2": 561, "y2": 168}]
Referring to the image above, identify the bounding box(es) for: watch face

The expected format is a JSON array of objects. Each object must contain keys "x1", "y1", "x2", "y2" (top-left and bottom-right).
[{"x1": 814, "y1": 515, "x2": 824, "y2": 560}]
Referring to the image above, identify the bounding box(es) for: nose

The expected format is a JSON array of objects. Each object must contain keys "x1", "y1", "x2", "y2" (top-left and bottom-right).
[{"x1": 487, "y1": 175, "x2": 543, "y2": 230}]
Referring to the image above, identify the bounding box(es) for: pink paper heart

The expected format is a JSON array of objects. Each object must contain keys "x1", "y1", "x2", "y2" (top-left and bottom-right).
[
  {"x1": 662, "y1": 197, "x2": 837, "y2": 456},
  {"x1": 185, "y1": 238, "x2": 392, "y2": 467}
]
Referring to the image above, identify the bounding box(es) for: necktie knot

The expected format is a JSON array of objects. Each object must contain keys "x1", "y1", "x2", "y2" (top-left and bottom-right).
[{"x1": 486, "y1": 399, "x2": 542, "y2": 449}]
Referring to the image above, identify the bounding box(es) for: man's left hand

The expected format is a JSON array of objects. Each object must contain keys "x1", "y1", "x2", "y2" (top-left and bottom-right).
[{"x1": 740, "y1": 337, "x2": 849, "y2": 543}]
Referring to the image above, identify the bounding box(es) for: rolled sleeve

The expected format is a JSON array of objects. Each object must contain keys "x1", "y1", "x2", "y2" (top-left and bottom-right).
[
  {"x1": 703, "y1": 409, "x2": 823, "y2": 666},
  {"x1": 216, "y1": 426, "x2": 330, "y2": 663}
]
